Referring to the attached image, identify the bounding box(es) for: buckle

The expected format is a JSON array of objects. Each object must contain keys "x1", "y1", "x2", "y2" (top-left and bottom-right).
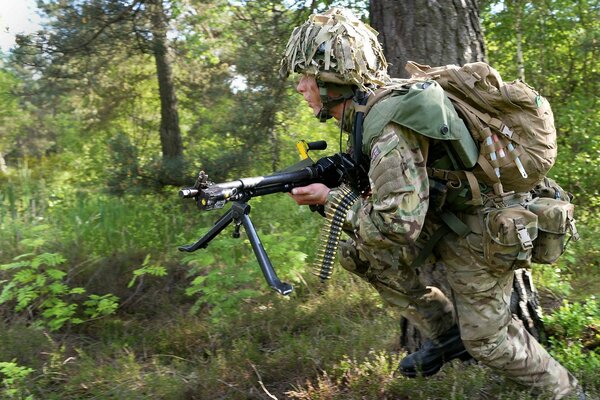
[
  {"x1": 515, "y1": 221, "x2": 534, "y2": 250},
  {"x1": 501, "y1": 124, "x2": 514, "y2": 138}
]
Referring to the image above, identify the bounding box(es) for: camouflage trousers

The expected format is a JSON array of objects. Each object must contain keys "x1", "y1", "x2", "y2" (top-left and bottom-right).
[{"x1": 338, "y1": 226, "x2": 578, "y2": 399}]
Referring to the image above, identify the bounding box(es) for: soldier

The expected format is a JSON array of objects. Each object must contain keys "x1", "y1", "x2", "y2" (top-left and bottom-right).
[{"x1": 280, "y1": 8, "x2": 582, "y2": 400}]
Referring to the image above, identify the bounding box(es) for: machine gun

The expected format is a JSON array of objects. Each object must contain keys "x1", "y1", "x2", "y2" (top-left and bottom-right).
[{"x1": 178, "y1": 141, "x2": 359, "y2": 295}]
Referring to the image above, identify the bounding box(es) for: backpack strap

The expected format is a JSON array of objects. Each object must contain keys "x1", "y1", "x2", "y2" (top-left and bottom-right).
[
  {"x1": 411, "y1": 210, "x2": 471, "y2": 267},
  {"x1": 443, "y1": 92, "x2": 520, "y2": 196},
  {"x1": 427, "y1": 167, "x2": 484, "y2": 206},
  {"x1": 444, "y1": 91, "x2": 514, "y2": 137},
  {"x1": 355, "y1": 85, "x2": 399, "y2": 115}
]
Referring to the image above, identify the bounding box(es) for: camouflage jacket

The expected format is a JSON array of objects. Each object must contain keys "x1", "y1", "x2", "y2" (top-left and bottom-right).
[
  {"x1": 327, "y1": 121, "x2": 430, "y2": 250},
  {"x1": 325, "y1": 81, "x2": 472, "y2": 257}
]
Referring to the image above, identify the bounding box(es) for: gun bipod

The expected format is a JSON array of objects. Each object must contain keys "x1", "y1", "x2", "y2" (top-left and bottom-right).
[{"x1": 178, "y1": 201, "x2": 293, "y2": 296}]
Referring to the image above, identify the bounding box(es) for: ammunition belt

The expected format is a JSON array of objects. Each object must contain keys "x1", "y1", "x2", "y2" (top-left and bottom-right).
[{"x1": 314, "y1": 185, "x2": 359, "y2": 280}]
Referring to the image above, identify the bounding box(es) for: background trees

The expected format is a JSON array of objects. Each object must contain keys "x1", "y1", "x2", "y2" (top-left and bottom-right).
[{"x1": 13, "y1": 0, "x2": 190, "y2": 184}]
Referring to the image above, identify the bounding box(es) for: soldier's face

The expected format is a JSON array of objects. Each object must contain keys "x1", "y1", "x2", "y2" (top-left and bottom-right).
[{"x1": 296, "y1": 75, "x2": 322, "y2": 116}]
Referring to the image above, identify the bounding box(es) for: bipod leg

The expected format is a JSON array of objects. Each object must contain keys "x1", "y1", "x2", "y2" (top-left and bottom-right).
[
  {"x1": 178, "y1": 208, "x2": 235, "y2": 252},
  {"x1": 231, "y1": 202, "x2": 293, "y2": 296}
]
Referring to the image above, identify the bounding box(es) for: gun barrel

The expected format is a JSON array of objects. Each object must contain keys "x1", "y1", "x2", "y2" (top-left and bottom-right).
[
  {"x1": 177, "y1": 147, "x2": 360, "y2": 296},
  {"x1": 181, "y1": 153, "x2": 353, "y2": 210},
  {"x1": 179, "y1": 188, "x2": 199, "y2": 198},
  {"x1": 255, "y1": 167, "x2": 316, "y2": 188}
]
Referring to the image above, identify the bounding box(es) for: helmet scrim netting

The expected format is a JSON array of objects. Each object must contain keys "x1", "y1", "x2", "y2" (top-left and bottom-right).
[{"x1": 279, "y1": 8, "x2": 390, "y2": 91}]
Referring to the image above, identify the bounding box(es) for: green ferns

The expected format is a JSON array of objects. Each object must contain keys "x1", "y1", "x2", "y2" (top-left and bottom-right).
[
  {"x1": 0, "y1": 361, "x2": 34, "y2": 400},
  {"x1": 0, "y1": 252, "x2": 119, "y2": 331}
]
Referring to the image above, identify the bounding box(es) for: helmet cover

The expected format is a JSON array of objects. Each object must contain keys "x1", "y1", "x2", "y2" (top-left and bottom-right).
[{"x1": 279, "y1": 8, "x2": 390, "y2": 91}]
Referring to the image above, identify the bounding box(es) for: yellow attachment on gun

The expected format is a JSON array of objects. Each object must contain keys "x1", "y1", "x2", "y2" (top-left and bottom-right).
[{"x1": 296, "y1": 140, "x2": 310, "y2": 160}]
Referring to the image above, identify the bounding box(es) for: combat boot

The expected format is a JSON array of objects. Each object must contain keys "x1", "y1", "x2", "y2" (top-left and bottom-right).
[{"x1": 398, "y1": 324, "x2": 472, "y2": 378}]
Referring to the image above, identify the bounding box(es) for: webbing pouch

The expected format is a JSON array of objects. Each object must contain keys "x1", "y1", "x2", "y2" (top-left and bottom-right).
[
  {"x1": 482, "y1": 206, "x2": 538, "y2": 268},
  {"x1": 527, "y1": 197, "x2": 579, "y2": 264}
]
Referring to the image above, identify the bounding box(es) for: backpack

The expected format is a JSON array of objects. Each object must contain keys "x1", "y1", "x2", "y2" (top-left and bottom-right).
[
  {"x1": 405, "y1": 61, "x2": 557, "y2": 195},
  {"x1": 355, "y1": 61, "x2": 578, "y2": 266}
]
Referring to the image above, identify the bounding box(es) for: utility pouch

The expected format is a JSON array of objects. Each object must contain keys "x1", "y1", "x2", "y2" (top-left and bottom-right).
[
  {"x1": 527, "y1": 197, "x2": 579, "y2": 264},
  {"x1": 482, "y1": 206, "x2": 538, "y2": 268}
]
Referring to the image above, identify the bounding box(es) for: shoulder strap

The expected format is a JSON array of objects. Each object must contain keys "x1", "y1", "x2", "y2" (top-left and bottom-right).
[
  {"x1": 352, "y1": 84, "x2": 403, "y2": 165},
  {"x1": 356, "y1": 80, "x2": 416, "y2": 116},
  {"x1": 352, "y1": 91, "x2": 369, "y2": 168}
]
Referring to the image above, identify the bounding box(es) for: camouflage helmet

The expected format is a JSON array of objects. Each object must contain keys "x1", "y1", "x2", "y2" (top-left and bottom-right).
[{"x1": 279, "y1": 8, "x2": 390, "y2": 91}]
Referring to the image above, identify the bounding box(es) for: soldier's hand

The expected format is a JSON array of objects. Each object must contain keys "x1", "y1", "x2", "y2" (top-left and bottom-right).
[{"x1": 289, "y1": 183, "x2": 330, "y2": 205}]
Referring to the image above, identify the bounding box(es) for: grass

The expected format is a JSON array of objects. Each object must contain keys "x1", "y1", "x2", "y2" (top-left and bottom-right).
[
  {"x1": 2, "y1": 270, "x2": 598, "y2": 399},
  {"x1": 0, "y1": 162, "x2": 598, "y2": 400}
]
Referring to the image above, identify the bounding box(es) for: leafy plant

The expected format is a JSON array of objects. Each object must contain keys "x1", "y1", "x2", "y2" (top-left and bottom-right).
[
  {"x1": 548, "y1": 337, "x2": 600, "y2": 383},
  {"x1": 544, "y1": 297, "x2": 600, "y2": 384},
  {"x1": 183, "y1": 234, "x2": 263, "y2": 319},
  {"x1": 0, "y1": 360, "x2": 34, "y2": 399},
  {"x1": 544, "y1": 297, "x2": 599, "y2": 338},
  {"x1": 83, "y1": 294, "x2": 120, "y2": 319},
  {"x1": 0, "y1": 252, "x2": 119, "y2": 330},
  {"x1": 181, "y1": 195, "x2": 319, "y2": 320},
  {"x1": 128, "y1": 254, "x2": 168, "y2": 288}
]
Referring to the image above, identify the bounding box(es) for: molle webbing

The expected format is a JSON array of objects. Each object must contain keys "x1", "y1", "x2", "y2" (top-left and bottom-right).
[{"x1": 314, "y1": 185, "x2": 359, "y2": 281}]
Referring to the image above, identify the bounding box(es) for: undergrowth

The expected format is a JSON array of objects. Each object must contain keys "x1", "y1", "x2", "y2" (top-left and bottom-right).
[
  {"x1": 1, "y1": 274, "x2": 597, "y2": 399},
  {"x1": 0, "y1": 161, "x2": 598, "y2": 400}
]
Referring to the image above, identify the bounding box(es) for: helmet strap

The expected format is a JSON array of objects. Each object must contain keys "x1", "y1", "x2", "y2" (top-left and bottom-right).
[
  {"x1": 316, "y1": 80, "x2": 355, "y2": 123},
  {"x1": 341, "y1": 89, "x2": 371, "y2": 194},
  {"x1": 352, "y1": 89, "x2": 369, "y2": 168}
]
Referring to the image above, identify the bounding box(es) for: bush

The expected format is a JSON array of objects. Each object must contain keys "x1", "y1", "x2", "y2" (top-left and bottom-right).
[
  {"x1": 0, "y1": 252, "x2": 119, "y2": 331},
  {"x1": 544, "y1": 297, "x2": 600, "y2": 393},
  {"x1": 0, "y1": 360, "x2": 34, "y2": 400}
]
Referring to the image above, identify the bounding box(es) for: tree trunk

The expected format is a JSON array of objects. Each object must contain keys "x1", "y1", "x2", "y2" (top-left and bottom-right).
[
  {"x1": 369, "y1": 0, "x2": 486, "y2": 78},
  {"x1": 150, "y1": 0, "x2": 184, "y2": 183}
]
